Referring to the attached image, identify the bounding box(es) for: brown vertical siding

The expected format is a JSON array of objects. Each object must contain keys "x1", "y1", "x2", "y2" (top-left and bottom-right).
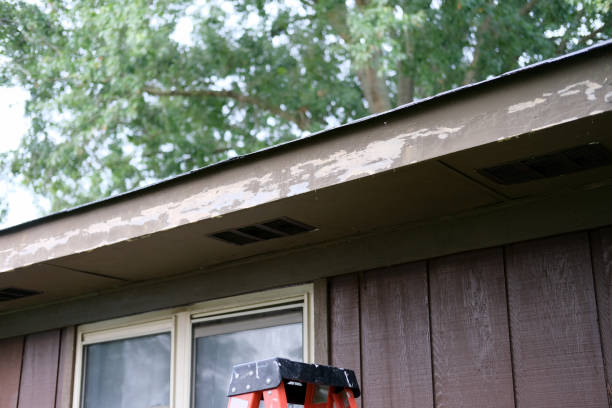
[
  {"x1": 329, "y1": 229, "x2": 611, "y2": 408},
  {"x1": 360, "y1": 262, "x2": 433, "y2": 408},
  {"x1": 55, "y1": 327, "x2": 76, "y2": 408},
  {"x1": 18, "y1": 330, "x2": 61, "y2": 408},
  {"x1": 329, "y1": 273, "x2": 362, "y2": 407},
  {"x1": 429, "y1": 248, "x2": 514, "y2": 408},
  {"x1": 506, "y1": 233, "x2": 607, "y2": 407},
  {"x1": 0, "y1": 336, "x2": 24, "y2": 408},
  {"x1": 1, "y1": 226, "x2": 611, "y2": 408},
  {"x1": 591, "y1": 226, "x2": 612, "y2": 406},
  {"x1": 0, "y1": 328, "x2": 75, "y2": 408}
]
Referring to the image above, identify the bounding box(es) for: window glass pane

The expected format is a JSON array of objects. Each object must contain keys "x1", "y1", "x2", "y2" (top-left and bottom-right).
[
  {"x1": 83, "y1": 332, "x2": 171, "y2": 408},
  {"x1": 193, "y1": 309, "x2": 303, "y2": 408}
]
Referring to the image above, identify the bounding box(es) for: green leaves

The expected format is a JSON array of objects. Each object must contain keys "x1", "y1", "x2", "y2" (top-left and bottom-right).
[
  {"x1": 0, "y1": 0, "x2": 610, "y2": 221},
  {"x1": 346, "y1": 0, "x2": 424, "y2": 73}
]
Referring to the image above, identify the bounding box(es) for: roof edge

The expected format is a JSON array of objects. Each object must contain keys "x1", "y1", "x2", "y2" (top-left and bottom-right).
[{"x1": 2, "y1": 39, "x2": 611, "y2": 235}]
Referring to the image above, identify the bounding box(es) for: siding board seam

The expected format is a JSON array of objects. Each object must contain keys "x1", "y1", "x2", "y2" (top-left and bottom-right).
[
  {"x1": 357, "y1": 272, "x2": 364, "y2": 408},
  {"x1": 53, "y1": 332, "x2": 62, "y2": 408},
  {"x1": 589, "y1": 231, "x2": 612, "y2": 408},
  {"x1": 502, "y1": 246, "x2": 519, "y2": 408},
  {"x1": 15, "y1": 336, "x2": 25, "y2": 408},
  {"x1": 426, "y1": 261, "x2": 437, "y2": 408},
  {"x1": 325, "y1": 280, "x2": 331, "y2": 365}
]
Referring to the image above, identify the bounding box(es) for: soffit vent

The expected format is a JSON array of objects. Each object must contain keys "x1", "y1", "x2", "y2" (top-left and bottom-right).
[
  {"x1": 210, "y1": 217, "x2": 317, "y2": 245},
  {"x1": 478, "y1": 143, "x2": 612, "y2": 185},
  {"x1": 0, "y1": 287, "x2": 42, "y2": 302}
]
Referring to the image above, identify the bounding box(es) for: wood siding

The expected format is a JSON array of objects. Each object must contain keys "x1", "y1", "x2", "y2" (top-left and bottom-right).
[
  {"x1": 0, "y1": 227, "x2": 610, "y2": 408},
  {"x1": 0, "y1": 328, "x2": 75, "y2": 408},
  {"x1": 330, "y1": 230, "x2": 611, "y2": 408}
]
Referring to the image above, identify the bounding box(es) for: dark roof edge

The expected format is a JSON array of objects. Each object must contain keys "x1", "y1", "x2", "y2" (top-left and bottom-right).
[{"x1": 2, "y1": 39, "x2": 611, "y2": 235}]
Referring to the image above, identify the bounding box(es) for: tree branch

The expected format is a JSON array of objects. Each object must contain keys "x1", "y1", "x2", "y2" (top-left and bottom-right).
[
  {"x1": 555, "y1": 8, "x2": 589, "y2": 54},
  {"x1": 464, "y1": 0, "x2": 540, "y2": 85},
  {"x1": 519, "y1": 0, "x2": 540, "y2": 16},
  {"x1": 144, "y1": 86, "x2": 311, "y2": 130},
  {"x1": 575, "y1": 25, "x2": 606, "y2": 48},
  {"x1": 463, "y1": 15, "x2": 491, "y2": 85},
  {"x1": 318, "y1": 1, "x2": 390, "y2": 112},
  {"x1": 397, "y1": 33, "x2": 415, "y2": 105}
]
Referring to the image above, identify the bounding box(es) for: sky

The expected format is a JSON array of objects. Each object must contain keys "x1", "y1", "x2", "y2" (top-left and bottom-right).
[
  {"x1": 0, "y1": 16, "x2": 195, "y2": 230},
  {"x1": 0, "y1": 3, "x2": 600, "y2": 230},
  {"x1": 0, "y1": 87, "x2": 48, "y2": 229}
]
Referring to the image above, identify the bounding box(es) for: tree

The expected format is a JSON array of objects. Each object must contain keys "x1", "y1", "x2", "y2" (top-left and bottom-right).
[{"x1": 1, "y1": 0, "x2": 610, "y2": 216}]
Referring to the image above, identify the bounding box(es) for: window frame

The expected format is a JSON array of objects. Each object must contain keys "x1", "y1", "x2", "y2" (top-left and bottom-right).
[{"x1": 72, "y1": 284, "x2": 314, "y2": 408}]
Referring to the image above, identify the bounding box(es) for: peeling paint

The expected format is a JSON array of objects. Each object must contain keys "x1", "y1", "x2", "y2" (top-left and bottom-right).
[
  {"x1": 497, "y1": 135, "x2": 520, "y2": 142},
  {"x1": 4, "y1": 125, "x2": 465, "y2": 268},
  {"x1": 287, "y1": 182, "x2": 310, "y2": 196},
  {"x1": 289, "y1": 137, "x2": 406, "y2": 184},
  {"x1": 288, "y1": 126, "x2": 462, "y2": 185},
  {"x1": 1, "y1": 173, "x2": 286, "y2": 268},
  {"x1": 508, "y1": 80, "x2": 604, "y2": 115},
  {"x1": 531, "y1": 117, "x2": 578, "y2": 132},
  {"x1": 508, "y1": 97, "x2": 547, "y2": 113},
  {"x1": 4, "y1": 123, "x2": 468, "y2": 266},
  {"x1": 2, "y1": 57, "x2": 611, "y2": 274},
  {"x1": 558, "y1": 80, "x2": 602, "y2": 101},
  {"x1": 399, "y1": 126, "x2": 463, "y2": 140}
]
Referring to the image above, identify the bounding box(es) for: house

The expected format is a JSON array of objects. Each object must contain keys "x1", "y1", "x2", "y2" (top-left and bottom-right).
[{"x1": 1, "y1": 40, "x2": 611, "y2": 408}]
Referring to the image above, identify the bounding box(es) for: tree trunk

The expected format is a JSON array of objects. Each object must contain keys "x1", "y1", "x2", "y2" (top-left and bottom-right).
[
  {"x1": 356, "y1": 61, "x2": 392, "y2": 113},
  {"x1": 397, "y1": 36, "x2": 415, "y2": 106},
  {"x1": 397, "y1": 71, "x2": 414, "y2": 106},
  {"x1": 319, "y1": 0, "x2": 391, "y2": 114}
]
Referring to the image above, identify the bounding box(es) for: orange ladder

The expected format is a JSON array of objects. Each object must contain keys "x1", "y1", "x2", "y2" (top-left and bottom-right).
[{"x1": 226, "y1": 358, "x2": 360, "y2": 408}]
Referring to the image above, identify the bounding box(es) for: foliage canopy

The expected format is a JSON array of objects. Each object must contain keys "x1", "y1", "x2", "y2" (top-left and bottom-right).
[{"x1": 0, "y1": 0, "x2": 610, "y2": 217}]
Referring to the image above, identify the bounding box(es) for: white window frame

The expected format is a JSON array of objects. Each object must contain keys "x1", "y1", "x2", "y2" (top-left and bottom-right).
[{"x1": 72, "y1": 284, "x2": 314, "y2": 408}]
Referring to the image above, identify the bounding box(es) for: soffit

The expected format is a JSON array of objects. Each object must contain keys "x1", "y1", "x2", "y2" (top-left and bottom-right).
[
  {"x1": 1, "y1": 46, "x2": 610, "y2": 276},
  {"x1": 1, "y1": 110, "x2": 611, "y2": 314},
  {"x1": 0, "y1": 46, "x2": 611, "y2": 315},
  {"x1": 0, "y1": 264, "x2": 122, "y2": 313}
]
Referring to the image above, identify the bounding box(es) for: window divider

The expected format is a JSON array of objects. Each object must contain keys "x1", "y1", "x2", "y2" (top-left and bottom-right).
[
  {"x1": 72, "y1": 284, "x2": 314, "y2": 408},
  {"x1": 175, "y1": 311, "x2": 192, "y2": 408}
]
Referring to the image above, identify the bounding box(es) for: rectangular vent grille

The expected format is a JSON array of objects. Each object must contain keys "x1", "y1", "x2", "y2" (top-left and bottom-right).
[
  {"x1": 210, "y1": 217, "x2": 316, "y2": 245},
  {"x1": 478, "y1": 143, "x2": 612, "y2": 185},
  {"x1": 0, "y1": 287, "x2": 42, "y2": 302}
]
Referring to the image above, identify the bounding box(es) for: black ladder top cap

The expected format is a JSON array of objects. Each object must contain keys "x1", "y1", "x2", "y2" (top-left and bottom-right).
[{"x1": 227, "y1": 358, "x2": 361, "y2": 398}]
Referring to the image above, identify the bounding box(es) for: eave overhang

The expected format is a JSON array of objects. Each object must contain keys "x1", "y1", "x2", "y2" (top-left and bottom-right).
[{"x1": 0, "y1": 40, "x2": 611, "y2": 316}]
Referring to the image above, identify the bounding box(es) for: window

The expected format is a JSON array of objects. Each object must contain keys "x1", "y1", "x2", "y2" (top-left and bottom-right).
[{"x1": 72, "y1": 285, "x2": 314, "y2": 408}]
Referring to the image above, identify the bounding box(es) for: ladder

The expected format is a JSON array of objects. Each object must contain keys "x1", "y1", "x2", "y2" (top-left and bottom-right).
[{"x1": 226, "y1": 358, "x2": 360, "y2": 408}]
